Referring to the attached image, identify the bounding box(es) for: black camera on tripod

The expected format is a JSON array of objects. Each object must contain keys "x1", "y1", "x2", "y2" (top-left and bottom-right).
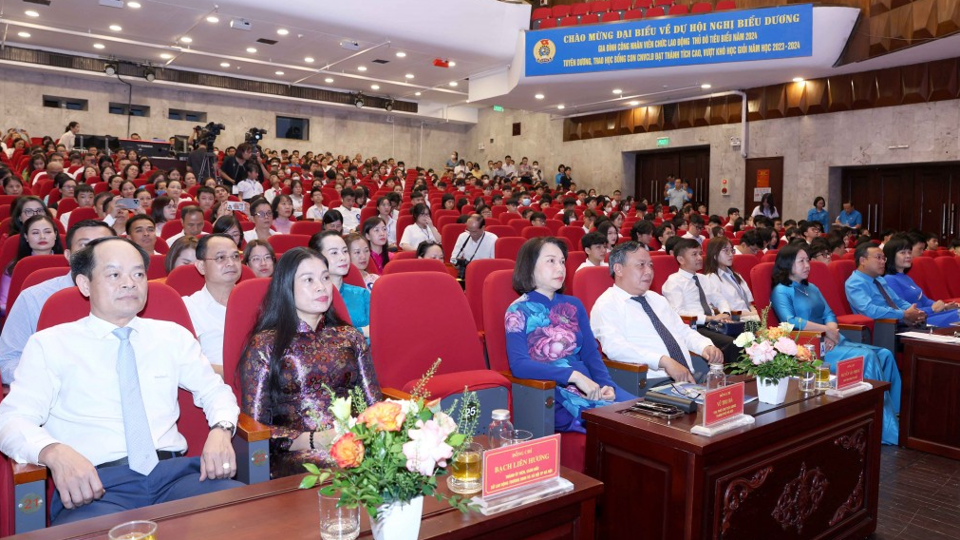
[
  {"x1": 245, "y1": 127, "x2": 267, "y2": 157},
  {"x1": 193, "y1": 122, "x2": 225, "y2": 149}
]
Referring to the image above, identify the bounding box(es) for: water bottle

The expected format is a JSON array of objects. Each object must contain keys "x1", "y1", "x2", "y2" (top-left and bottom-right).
[
  {"x1": 487, "y1": 409, "x2": 514, "y2": 448},
  {"x1": 705, "y1": 364, "x2": 726, "y2": 390}
]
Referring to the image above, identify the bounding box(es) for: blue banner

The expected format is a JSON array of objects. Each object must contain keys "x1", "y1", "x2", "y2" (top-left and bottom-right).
[{"x1": 525, "y1": 4, "x2": 813, "y2": 76}]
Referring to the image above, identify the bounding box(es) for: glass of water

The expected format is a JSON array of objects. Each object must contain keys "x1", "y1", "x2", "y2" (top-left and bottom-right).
[{"x1": 319, "y1": 492, "x2": 359, "y2": 540}]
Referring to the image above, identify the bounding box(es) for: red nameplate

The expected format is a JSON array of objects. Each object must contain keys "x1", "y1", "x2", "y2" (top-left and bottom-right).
[
  {"x1": 836, "y1": 356, "x2": 864, "y2": 390},
  {"x1": 703, "y1": 382, "x2": 745, "y2": 427},
  {"x1": 481, "y1": 433, "x2": 560, "y2": 498}
]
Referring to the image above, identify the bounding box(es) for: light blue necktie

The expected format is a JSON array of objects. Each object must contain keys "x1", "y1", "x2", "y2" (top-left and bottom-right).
[{"x1": 113, "y1": 327, "x2": 158, "y2": 476}]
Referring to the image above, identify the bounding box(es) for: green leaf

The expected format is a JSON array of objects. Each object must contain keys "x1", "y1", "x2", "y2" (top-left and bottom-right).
[
  {"x1": 299, "y1": 475, "x2": 318, "y2": 489},
  {"x1": 319, "y1": 485, "x2": 336, "y2": 496},
  {"x1": 303, "y1": 463, "x2": 322, "y2": 475},
  {"x1": 448, "y1": 433, "x2": 465, "y2": 447}
]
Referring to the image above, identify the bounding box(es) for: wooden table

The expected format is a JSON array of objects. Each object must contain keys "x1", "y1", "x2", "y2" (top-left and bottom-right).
[
  {"x1": 583, "y1": 377, "x2": 888, "y2": 540},
  {"x1": 5, "y1": 468, "x2": 601, "y2": 540},
  {"x1": 899, "y1": 331, "x2": 960, "y2": 459}
]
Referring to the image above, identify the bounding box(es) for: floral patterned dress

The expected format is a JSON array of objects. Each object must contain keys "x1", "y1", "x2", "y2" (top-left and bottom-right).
[
  {"x1": 505, "y1": 291, "x2": 633, "y2": 433},
  {"x1": 239, "y1": 320, "x2": 381, "y2": 478}
]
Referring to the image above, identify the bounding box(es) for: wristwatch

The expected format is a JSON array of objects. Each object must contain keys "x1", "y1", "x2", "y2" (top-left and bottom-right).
[{"x1": 211, "y1": 421, "x2": 236, "y2": 436}]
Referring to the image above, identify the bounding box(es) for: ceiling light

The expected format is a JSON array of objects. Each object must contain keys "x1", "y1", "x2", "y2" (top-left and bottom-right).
[
  {"x1": 246, "y1": 47, "x2": 257, "y2": 53},
  {"x1": 143, "y1": 67, "x2": 156, "y2": 82},
  {"x1": 793, "y1": 77, "x2": 805, "y2": 83},
  {"x1": 277, "y1": 28, "x2": 289, "y2": 36},
  {"x1": 353, "y1": 93, "x2": 364, "y2": 108},
  {"x1": 304, "y1": 57, "x2": 315, "y2": 63},
  {"x1": 25, "y1": 10, "x2": 39, "y2": 17},
  {"x1": 701, "y1": 83, "x2": 712, "y2": 89},
  {"x1": 275, "y1": 71, "x2": 284, "y2": 75},
  {"x1": 557, "y1": 105, "x2": 565, "y2": 110},
  {"x1": 414, "y1": 92, "x2": 422, "y2": 96},
  {"x1": 324, "y1": 77, "x2": 334, "y2": 83},
  {"x1": 449, "y1": 81, "x2": 458, "y2": 87},
  {"x1": 160, "y1": 53, "x2": 173, "y2": 59},
  {"x1": 385, "y1": 99, "x2": 395, "y2": 112},
  {"x1": 93, "y1": 43, "x2": 106, "y2": 49},
  {"x1": 206, "y1": 16, "x2": 219, "y2": 23},
  {"x1": 396, "y1": 51, "x2": 406, "y2": 58},
  {"x1": 448, "y1": 61, "x2": 456, "y2": 67},
  {"x1": 613, "y1": 89, "x2": 623, "y2": 94},
  {"x1": 534, "y1": 93, "x2": 544, "y2": 100},
  {"x1": 405, "y1": 74, "x2": 414, "y2": 79},
  {"x1": 104, "y1": 62, "x2": 118, "y2": 76},
  {"x1": 17, "y1": 32, "x2": 30, "y2": 38},
  {"x1": 220, "y1": 62, "x2": 230, "y2": 67},
  {"x1": 628, "y1": 101, "x2": 640, "y2": 106},
  {"x1": 371, "y1": 84, "x2": 380, "y2": 90},
  {"x1": 357, "y1": 65, "x2": 367, "y2": 72},
  {"x1": 109, "y1": 24, "x2": 122, "y2": 32},
  {"x1": 128, "y1": 1, "x2": 141, "y2": 7},
  {"x1": 180, "y1": 36, "x2": 193, "y2": 43}
]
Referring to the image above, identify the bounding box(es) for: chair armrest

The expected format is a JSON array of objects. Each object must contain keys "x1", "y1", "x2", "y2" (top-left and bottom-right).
[
  {"x1": 837, "y1": 323, "x2": 865, "y2": 331},
  {"x1": 237, "y1": 413, "x2": 270, "y2": 442},
  {"x1": 681, "y1": 315, "x2": 696, "y2": 325},
  {"x1": 602, "y1": 355, "x2": 649, "y2": 397},
  {"x1": 602, "y1": 358, "x2": 649, "y2": 374},
  {"x1": 12, "y1": 462, "x2": 46, "y2": 486},
  {"x1": 877, "y1": 318, "x2": 899, "y2": 324},
  {"x1": 500, "y1": 371, "x2": 556, "y2": 390},
  {"x1": 382, "y1": 387, "x2": 412, "y2": 400}
]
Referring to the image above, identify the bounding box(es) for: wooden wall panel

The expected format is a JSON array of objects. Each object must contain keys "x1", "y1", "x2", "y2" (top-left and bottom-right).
[
  {"x1": 911, "y1": 0, "x2": 938, "y2": 40},
  {"x1": 562, "y1": 58, "x2": 960, "y2": 143},
  {"x1": 936, "y1": 0, "x2": 960, "y2": 34}
]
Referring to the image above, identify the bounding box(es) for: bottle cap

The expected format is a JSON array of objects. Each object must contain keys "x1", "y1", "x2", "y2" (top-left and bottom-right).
[{"x1": 491, "y1": 409, "x2": 510, "y2": 421}]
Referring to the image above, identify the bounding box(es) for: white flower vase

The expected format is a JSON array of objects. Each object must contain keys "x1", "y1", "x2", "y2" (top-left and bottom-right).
[
  {"x1": 756, "y1": 377, "x2": 789, "y2": 405},
  {"x1": 370, "y1": 496, "x2": 423, "y2": 540}
]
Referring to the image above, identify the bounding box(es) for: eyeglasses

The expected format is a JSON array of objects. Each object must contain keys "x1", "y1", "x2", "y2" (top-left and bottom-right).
[
  {"x1": 204, "y1": 252, "x2": 242, "y2": 264},
  {"x1": 21, "y1": 208, "x2": 44, "y2": 217},
  {"x1": 247, "y1": 255, "x2": 273, "y2": 264},
  {"x1": 253, "y1": 212, "x2": 271, "y2": 218},
  {"x1": 720, "y1": 248, "x2": 736, "y2": 255},
  {"x1": 869, "y1": 255, "x2": 887, "y2": 261}
]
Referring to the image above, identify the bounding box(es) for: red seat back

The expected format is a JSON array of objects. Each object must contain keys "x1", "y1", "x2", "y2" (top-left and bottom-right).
[
  {"x1": 571, "y1": 265, "x2": 613, "y2": 316},
  {"x1": 494, "y1": 237, "x2": 526, "y2": 261},
  {"x1": 645, "y1": 6, "x2": 664, "y2": 16},
  {"x1": 749, "y1": 262, "x2": 778, "y2": 326},
  {"x1": 829, "y1": 260, "x2": 857, "y2": 314},
  {"x1": 148, "y1": 254, "x2": 167, "y2": 280},
  {"x1": 579, "y1": 13, "x2": 600, "y2": 24},
  {"x1": 936, "y1": 256, "x2": 960, "y2": 297},
  {"x1": 160, "y1": 220, "x2": 184, "y2": 240},
  {"x1": 564, "y1": 251, "x2": 588, "y2": 289},
  {"x1": 667, "y1": 4, "x2": 688, "y2": 15},
  {"x1": 481, "y1": 270, "x2": 520, "y2": 372},
  {"x1": 520, "y1": 226, "x2": 552, "y2": 239},
  {"x1": 650, "y1": 255, "x2": 679, "y2": 294},
  {"x1": 909, "y1": 257, "x2": 951, "y2": 301},
  {"x1": 290, "y1": 221, "x2": 323, "y2": 236},
  {"x1": 381, "y1": 258, "x2": 448, "y2": 276},
  {"x1": 486, "y1": 225, "x2": 516, "y2": 238},
  {"x1": 464, "y1": 258, "x2": 515, "y2": 332},
  {"x1": 559, "y1": 225, "x2": 586, "y2": 249},
  {"x1": 732, "y1": 254, "x2": 759, "y2": 290},
  {"x1": 691, "y1": 2, "x2": 712, "y2": 13},
  {"x1": 441, "y1": 223, "x2": 467, "y2": 262},
  {"x1": 267, "y1": 234, "x2": 311, "y2": 257},
  {"x1": 67, "y1": 207, "x2": 99, "y2": 230},
  {"x1": 58, "y1": 198, "x2": 79, "y2": 214},
  {"x1": 6, "y1": 255, "x2": 69, "y2": 312},
  {"x1": 369, "y1": 273, "x2": 487, "y2": 389}
]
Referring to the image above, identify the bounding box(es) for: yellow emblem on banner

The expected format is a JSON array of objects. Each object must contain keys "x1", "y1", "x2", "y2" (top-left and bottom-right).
[{"x1": 533, "y1": 39, "x2": 556, "y2": 64}]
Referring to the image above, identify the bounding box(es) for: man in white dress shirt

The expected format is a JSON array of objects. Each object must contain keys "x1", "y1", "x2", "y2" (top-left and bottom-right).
[
  {"x1": 165, "y1": 206, "x2": 208, "y2": 245},
  {"x1": 335, "y1": 188, "x2": 362, "y2": 233},
  {"x1": 182, "y1": 234, "x2": 241, "y2": 374},
  {"x1": 450, "y1": 214, "x2": 497, "y2": 270},
  {"x1": 0, "y1": 237, "x2": 241, "y2": 525},
  {"x1": 591, "y1": 242, "x2": 723, "y2": 388},
  {"x1": 661, "y1": 238, "x2": 740, "y2": 364}
]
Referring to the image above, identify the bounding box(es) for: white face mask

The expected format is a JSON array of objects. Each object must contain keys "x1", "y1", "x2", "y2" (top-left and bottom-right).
[{"x1": 521, "y1": 198, "x2": 531, "y2": 206}]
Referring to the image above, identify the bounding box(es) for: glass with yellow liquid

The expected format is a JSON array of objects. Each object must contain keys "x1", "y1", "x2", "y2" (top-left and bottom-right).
[
  {"x1": 816, "y1": 365, "x2": 832, "y2": 389},
  {"x1": 108, "y1": 520, "x2": 157, "y2": 540},
  {"x1": 447, "y1": 442, "x2": 483, "y2": 494}
]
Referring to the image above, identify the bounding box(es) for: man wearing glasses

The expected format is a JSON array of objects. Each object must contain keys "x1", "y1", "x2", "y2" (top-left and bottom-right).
[
  {"x1": 183, "y1": 234, "x2": 242, "y2": 376},
  {"x1": 845, "y1": 244, "x2": 926, "y2": 327}
]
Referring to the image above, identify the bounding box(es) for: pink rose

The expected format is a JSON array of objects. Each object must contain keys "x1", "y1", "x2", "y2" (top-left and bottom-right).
[
  {"x1": 774, "y1": 337, "x2": 798, "y2": 356},
  {"x1": 527, "y1": 326, "x2": 578, "y2": 363},
  {"x1": 402, "y1": 419, "x2": 455, "y2": 476},
  {"x1": 504, "y1": 310, "x2": 526, "y2": 334},
  {"x1": 746, "y1": 341, "x2": 776, "y2": 365},
  {"x1": 549, "y1": 304, "x2": 579, "y2": 329}
]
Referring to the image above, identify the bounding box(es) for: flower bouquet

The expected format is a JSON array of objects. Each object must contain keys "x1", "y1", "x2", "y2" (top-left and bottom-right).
[
  {"x1": 728, "y1": 308, "x2": 822, "y2": 404},
  {"x1": 300, "y1": 360, "x2": 479, "y2": 540}
]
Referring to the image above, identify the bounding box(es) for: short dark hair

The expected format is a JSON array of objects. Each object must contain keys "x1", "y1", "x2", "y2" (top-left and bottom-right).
[
  {"x1": 412, "y1": 203, "x2": 430, "y2": 218},
  {"x1": 854, "y1": 241, "x2": 877, "y2": 268},
  {"x1": 66, "y1": 219, "x2": 114, "y2": 250},
  {"x1": 727, "y1": 207, "x2": 740, "y2": 216},
  {"x1": 608, "y1": 241, "x2": 645, "y2": 278},
  {"x1": 125, "y1": 214, "x2": 155, "y2": 235},
  {"x1": 581, "y1": 231, "x2": 606, "y2": 250},
  {"x1": 416, "y1": 241, "x2": 442, "y2": 258},
  {"x1": 309, "y1": 229, "x2": 344, "y2": 252},
  {"x1": 688, "y1": 214, "x2": 705, "y2": 227},
  {"x1": 529, "y1": 211, "x2": 547, "y2": 223},
  {"x1": 180, "y1": 205, "x2": 203, "y2": 220},
  {"x1": 882, "y1": 235, "x2": 913, "y2": 275},
  {"x1": 196, "y1": 233, "x2": 236, "y2": 260},
  {"x1": 672, "y1": 238, "x2": 701, "y2": 261},
  {"x1": 340, "y1": 188, "x2": 355, "y2": 200},
  {"x1": 772, "y1": 243, "x2": 806, "y2": 287},
  {"x1": 70, "y1": 237, "x2": 148, "y2": 284},
  {"x1": 513, "y1": 237, "x2": 568, "y2": 295},
  {"x1": 664, "y1": 236, "x2": 683, "y2": 256}
]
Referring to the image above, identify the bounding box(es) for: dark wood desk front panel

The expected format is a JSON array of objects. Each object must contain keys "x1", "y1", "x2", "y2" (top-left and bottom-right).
[
  {"x1": 584, "y1": 379, "x2": 888, "y2": 540},
  {"x1": 900, "y1": 334, "x2": 960, "y2": 459}
]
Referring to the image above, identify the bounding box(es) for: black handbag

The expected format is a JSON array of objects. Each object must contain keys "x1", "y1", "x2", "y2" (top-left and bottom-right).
[{"x1": 704, "y1": 320, "x2": 746, "y2": 337}]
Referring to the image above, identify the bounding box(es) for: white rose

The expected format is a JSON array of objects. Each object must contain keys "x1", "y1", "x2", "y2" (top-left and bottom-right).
[
  {"x1": 778, "y1": 322, "x2": 796, "y2": 333},
  {"x1": 733, "y1": 331, "x2": 756, "y2": 348}
]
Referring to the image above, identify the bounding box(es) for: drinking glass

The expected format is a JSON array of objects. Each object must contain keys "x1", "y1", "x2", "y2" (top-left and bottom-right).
[
  {"x1": 816, "y1": 365, "x2": 831, "y2": 389},
  {"x1": 108, "y1": 520, "x2": 157, "y2": 540},
  {"x1": 447, "y1": 442, "x2": 483, "y2": 494},
  {"x1": 502, "y1": 429, "x2": 534, "y2": 446},
  {"x1": 799, "y1": 370, "x2": 816, "y2": 392},
  {"x1": 319, "y1": 492, "x2": 360, "y2": 540}
]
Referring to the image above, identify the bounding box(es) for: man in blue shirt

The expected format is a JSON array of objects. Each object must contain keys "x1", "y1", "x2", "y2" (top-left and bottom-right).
[
  {"x1": 845, "y1": 244, "x2": 926, "y2": 325},
  {"x1": 835, "y1": 201, "x2": 863, "y2": 230},
  {"x1": 0, "y1": 220, "x2": 115, "y2": 384}
]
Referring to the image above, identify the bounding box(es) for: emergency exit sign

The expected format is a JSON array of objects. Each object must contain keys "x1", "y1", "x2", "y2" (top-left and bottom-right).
[{"x1": 656, "y1": 137, "x2": 670, "y2": 148}]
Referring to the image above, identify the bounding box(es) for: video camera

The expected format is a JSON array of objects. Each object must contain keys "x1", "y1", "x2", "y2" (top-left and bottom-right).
[
  {"x1": 245, "y1": 127, "x2": 268, "y2": 157},
  {"x1": 193, "y1": 122, "x2": 225, "y2": 150}
]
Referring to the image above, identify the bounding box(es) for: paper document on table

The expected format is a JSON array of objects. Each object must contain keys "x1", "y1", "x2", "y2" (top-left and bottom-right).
[{"x1": 897, "y1": 331, "x2": 960, "y2": 344}]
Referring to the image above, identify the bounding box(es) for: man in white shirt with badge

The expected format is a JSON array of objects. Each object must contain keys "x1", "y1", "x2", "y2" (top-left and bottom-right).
[
  {"x1": 591, "y1": 242, "x2": 723, "y2": 389},
  {"x1": 0, "y1": 237, "x2": 241, "y2": 525},
  {"x1": 450, "y1": 214, "x2": 497, "y2": 269},
  {"x1": 182, "y1": 234, "x2": 241, "y2": 375}
]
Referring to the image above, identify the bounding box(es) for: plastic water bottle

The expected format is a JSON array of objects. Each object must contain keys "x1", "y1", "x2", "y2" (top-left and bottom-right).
[
  {"x1": 488, "y1": 409, "x2": 514, "y2": 448},
  {"x1": 705, "y1": 364, "x2": 726, "y2": 390}
]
